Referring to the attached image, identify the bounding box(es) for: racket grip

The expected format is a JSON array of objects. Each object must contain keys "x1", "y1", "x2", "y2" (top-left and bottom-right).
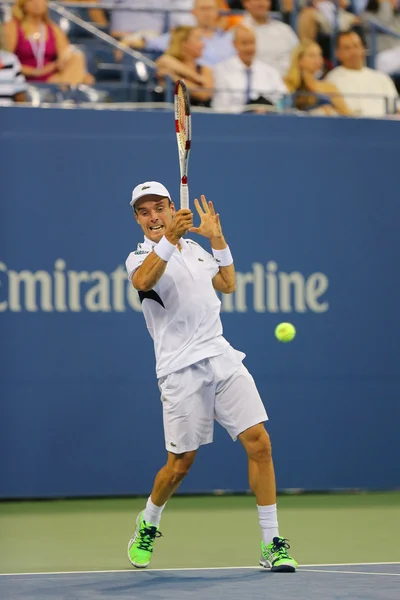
[{"x1": 180, "y1": 183, "x2": 189, "y2": 210}]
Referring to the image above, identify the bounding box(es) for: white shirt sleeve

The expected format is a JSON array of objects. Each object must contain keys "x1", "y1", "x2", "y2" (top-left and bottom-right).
[
  {"x1": 325, "y1": 69, "x2": 339, "y2": 85},
  {"x1": 270, "y1": 69, "x2": 288, "y2": 97},
  {"x1": 287, "y1": 25, "x2": 299, "y2": 48},
  {"x1": 381, "y1": 75, "x2": 399, "y2": 114},
  {"x1": 125, "y1": 250, "x2": 151, "y2": 281},
  {"x1": 12, "y1": 57, "x2": 27, "y2": 95}
]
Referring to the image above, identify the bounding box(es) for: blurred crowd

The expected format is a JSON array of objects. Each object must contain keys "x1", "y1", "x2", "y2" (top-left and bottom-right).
[{"x1": 1, "y1": 0, "x2": 400, "y2": 117}]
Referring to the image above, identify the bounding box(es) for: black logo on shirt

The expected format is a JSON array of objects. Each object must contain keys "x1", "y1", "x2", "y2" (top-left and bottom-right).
[{"x1": 138, "y1": 290, "x2": 165, "y2": 308}]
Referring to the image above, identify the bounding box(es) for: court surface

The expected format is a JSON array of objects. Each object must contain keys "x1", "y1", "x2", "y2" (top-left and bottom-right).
[
  {"x1": 1, "y1": 493, "x2": 399, "y2": 599},
  {"x1": 1, "y1": 564, "x2": 400, "y2": 600}
]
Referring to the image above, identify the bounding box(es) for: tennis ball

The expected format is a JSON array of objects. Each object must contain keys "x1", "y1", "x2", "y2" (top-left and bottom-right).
[{"x1": 275, "y1": 322, "x2": 296, "y2": 343}]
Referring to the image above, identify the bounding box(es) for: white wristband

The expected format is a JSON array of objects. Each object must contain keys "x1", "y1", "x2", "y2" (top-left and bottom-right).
[
  {"x1": 212, "y1": 245, "x2": 233, "y2": 267},
  {"x1": 154, "y1": 236, "x2": 176, "y2": 262}
]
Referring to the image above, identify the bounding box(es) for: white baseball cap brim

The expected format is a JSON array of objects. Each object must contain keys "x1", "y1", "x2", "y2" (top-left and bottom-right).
[{"x1": 130, "y1": 181, "x2": 171, "y2": 207}]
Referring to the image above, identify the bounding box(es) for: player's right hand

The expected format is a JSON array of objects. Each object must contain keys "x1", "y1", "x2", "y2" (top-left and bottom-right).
[{"x1": 165, "y1": 209, "x2": 193, "y2": 244}]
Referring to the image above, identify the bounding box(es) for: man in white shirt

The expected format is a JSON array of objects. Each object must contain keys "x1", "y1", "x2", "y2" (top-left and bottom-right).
[
  {"x1": 125, "y1": 181, "x2": 298, "y2": 573},
  {"x1": 111, "y1": 1, "x2": 195, "y2": 44},
  {"x1": 242, "y1": 0, "x2": 299, "y2": 76},
  {"x1": 139, "y1": 0, "x2": 235, "y2": 67},
  {"x1": 0, "y1": 43, "x2": 26, "y2": 105},
  {"x1": 212, "y1": 25, "x2": 287, "y2": 113},
  {"x1": 325, "y1": 31, "x2": 399, "y2": 117}
]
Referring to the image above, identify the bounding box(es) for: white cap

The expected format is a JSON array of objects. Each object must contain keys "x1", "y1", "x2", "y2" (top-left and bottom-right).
[{"x1": 130, "y1": 181, "x2": 171, "y2": 207}]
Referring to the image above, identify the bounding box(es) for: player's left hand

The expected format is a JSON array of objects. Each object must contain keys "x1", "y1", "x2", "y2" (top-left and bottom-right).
[{"x1": 189, "y1": 195, "x2": 223, "y2": 239}]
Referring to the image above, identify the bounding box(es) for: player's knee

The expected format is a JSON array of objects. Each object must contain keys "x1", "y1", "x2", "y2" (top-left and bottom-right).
[
  {"x1": 169, "y1": 451, "x2": 196, "y2": 484},
  {"x1": 244, "y1": 427, "x2": 272, "y2": 463}
]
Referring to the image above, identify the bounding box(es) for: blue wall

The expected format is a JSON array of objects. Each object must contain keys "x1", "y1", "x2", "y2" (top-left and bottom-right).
[{"x1": 1, "y1": 108, "x2": 399, "y2": 498}]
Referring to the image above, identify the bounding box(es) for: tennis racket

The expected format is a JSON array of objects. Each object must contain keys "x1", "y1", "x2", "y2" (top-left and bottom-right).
[{"x1": 174, "y1": 79, "x2": 192, "y2": 210}]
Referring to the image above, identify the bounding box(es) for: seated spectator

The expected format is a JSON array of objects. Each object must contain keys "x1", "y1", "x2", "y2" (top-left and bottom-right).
[
  {"x1": 241, "y1": 0, "x2": 299, "y2": 75},
  {"x1": 284, "y1": 39, "x2": 351, "y2": 114},
  {"x1": 212, "y1": 24, "x2": 287, "y2": 112},
  {"x1": 156, "y1": 26, "x2": 214, "y2": 106},
  {"x1": 112, "y1": 1, "x2": 195, "y2": 46},
  {"x1": 134, "y1": 0, "x2": 236, "y2": 68},
  {"x1": 4, "y1": 0, "x2": 94, "y2": 84},
  {"x1": 0, "y1": 25, "x2": 27, "y2": 104},
  {"x1": 363, "y1": 0, "x2": 400, "y2": 74},
  {"x1": 298, "y1": 0, "x2": 360, "y2": 43},
  {"x1": 325, "y1": 30, "x2": 399, "y2": 116}
]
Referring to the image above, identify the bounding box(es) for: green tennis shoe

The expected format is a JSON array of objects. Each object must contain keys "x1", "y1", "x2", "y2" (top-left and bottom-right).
[
  {"x1": 127, "y1": 511, "x2": 162, "y2": 568},
  {"x1": 260, "y1": 537, "x2": 298, "y2": 572}
]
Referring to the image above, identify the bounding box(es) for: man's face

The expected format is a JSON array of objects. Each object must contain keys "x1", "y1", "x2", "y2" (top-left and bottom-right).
[
  {"x1": 134, "y1": 196, "x2": 175, "y2": 243},
  {"x1": 234, "y1": 28, "x2": 256, "y2": 64},
  {"x1": 244, "y1": 0, "x2": 271, "y2": 19},
  {"x1": 337, "y1": 32, "x2": 365, "y2": 70},
  {"x1": 193, "y1": 0, "x2": 218, "y2": 29}
]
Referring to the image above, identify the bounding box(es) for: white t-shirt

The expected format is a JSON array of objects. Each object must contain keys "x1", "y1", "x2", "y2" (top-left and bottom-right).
[
  {"x1": 0, "y1": 50, "x2": 26, "y2": 105},
  {"x1": 325, "y1": 66, "x2": 399, "y2": 117},
  {"x1": 242, "y1": 14, "x2": 299, "y2": 76},
  {"x1": 212, "y1": 55, "x2": 287, "y2": 113},
  {"x1": 125, "y1": 236, "x2": 229, "y2": 378}
]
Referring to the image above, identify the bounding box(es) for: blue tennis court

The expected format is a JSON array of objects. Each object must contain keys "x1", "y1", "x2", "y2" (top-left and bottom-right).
[{"x1": 1, "y1": 563, "x2": 399, "y2": 600}]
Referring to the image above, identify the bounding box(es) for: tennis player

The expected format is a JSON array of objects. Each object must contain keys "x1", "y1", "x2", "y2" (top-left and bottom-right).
[{"x1": 125, "y1": 181, "x2": 298, "y2": 572}]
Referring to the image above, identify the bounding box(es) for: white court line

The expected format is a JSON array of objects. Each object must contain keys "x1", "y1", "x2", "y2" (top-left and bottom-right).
[
  {"x1": 0, "y1": 562, "x2": 399, "y2": 577},
  {"x1": 301, "y1": 568, "x2": 400, "y2": 577}
]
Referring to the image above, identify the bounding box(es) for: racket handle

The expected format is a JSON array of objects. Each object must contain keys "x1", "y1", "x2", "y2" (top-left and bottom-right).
[{"x1": 180, "y1": 183, "x2": 189, "y2": 210}]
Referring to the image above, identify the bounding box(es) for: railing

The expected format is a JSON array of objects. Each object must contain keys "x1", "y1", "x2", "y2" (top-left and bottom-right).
[{"x1": 15, "y1": 81, "x2": 398, "y2": 115}]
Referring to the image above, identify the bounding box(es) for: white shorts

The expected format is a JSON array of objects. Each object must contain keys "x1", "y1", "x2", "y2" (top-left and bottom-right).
[{"x1": 158, "y1": 346, "x2": 268, "y2": 454}]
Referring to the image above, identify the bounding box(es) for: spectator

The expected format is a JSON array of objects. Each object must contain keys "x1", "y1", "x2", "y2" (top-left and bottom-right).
[
  {"x1": 363, "y1": 0, "x2": 400, "y2": 74},
  {"x1": 325, "y1": 30, "x2": 399, "y2": 116},
  {"x1": 284, "y1": 39, "x2": 351, "y2": 114},
  {"x1": 4, "y1": 0, "x2": 94, "y2": 84},
  {"x1": 156, "y1": 26, "x2": 214, "y2": 106},
  {"x1": 298, "y1": 0, "x2": 360, "y2": 43},
  {"x1": 241, "y1": 0, "x2": 298, "y2": 75},
  {"x1": 0, "y1": 24, "x2": 27, "y2": 104},
  {"x1": 112, "y1": 1, "x2": 195, "y2": 46},
  {"x1": 138, "y1": 0, "x2": 236, "y2": 67},
  {"x1": 212, "y1": 24, "x2": 287, "y2": 112}
]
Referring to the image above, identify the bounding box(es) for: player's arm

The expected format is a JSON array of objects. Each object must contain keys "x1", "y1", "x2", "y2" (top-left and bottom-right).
[
  {"x1": 131, "y1": 209, "x2": 193, "y2": 291},
  {"x1": 211, "y1": 248, "x2": 236, "y2": 294},
  {"x1": 190, "y1": 196, "x2": 236, "y2": 294}
]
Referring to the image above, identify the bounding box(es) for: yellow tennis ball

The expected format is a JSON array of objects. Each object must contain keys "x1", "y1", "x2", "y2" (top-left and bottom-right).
[{"x1": 275, "y1": 322, "x2": 296, "y2": 343}]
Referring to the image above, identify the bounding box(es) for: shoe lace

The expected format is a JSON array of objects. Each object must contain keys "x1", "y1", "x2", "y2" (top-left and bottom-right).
[
  {"x1": 137, "y1": 524, "x2": 162, "y2": 551},
  {"x1": 271, "y1": 537, "x2": 291, "y2": 558}
]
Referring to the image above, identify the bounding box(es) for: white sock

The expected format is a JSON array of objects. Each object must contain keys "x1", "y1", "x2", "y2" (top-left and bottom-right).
[
  {"x1": 143, "y1": 496, "x2": 166, "y2": 528},
  {"x1": 257, "y1": 503, "x2": 279, "y2": 546}
]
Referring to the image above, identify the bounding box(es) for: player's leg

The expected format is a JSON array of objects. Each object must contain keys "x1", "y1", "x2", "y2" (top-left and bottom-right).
[
  {"x1": 128, "y1": 450, "x2": 196, "y2": 568},
  {"x1": 150, "y1": 450, "x2": 197, "y2": 507},
  {"x1": 238, "y1": 424, "x2": 297, "y2": 571},
  {"x1": 238, "y1": 423, "x2": 276, "y2": 506},
  {"x1": 128, "y1": 360, "x2": 215, "y2": 568},
  {"x1": 213, "y1": 349, "x2": 298, "y2": 572}
]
